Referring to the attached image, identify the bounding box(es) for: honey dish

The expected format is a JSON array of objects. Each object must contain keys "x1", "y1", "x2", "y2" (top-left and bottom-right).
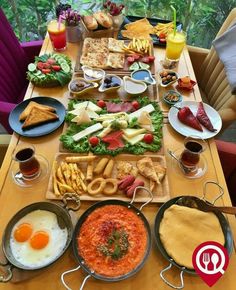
[
  {"x1": 81, "y1": 65, "x2": 105, "y2": 82},
  {"x1": 98, "y1": 74, "x2": 122, "y2": 93},
  {"x1": 68, "y1": 77, "x2": 98, "y2": 96},
  {"x1": 123, "y1": 76, "x2": 147, "y2": 95},
  {"x1": 158, "y1": 69, "x2": 178, "y2": 87},
  {"x1": 163, "y1": 90, "x2": 182, "y2": 106}
]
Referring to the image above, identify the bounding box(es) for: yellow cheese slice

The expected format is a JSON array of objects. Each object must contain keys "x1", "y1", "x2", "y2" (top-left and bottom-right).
[
  {"x1": 71, "y1": 108, "x2": 91, "y2": 125},
  {"x1": 123, "y1": 134, "x2": 145, "y2": 145},
  {"x1": 122, "y1": 128, "x2": 146, "y2": 138},
  {"x1": 138, "y1": 111, "x2": 152, "y2": 125}
]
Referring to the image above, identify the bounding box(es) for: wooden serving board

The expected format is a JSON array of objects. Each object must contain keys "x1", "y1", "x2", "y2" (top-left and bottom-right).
[
  {"x1": 46, "y1": 153, "x2": 170, "y2": 203},
  {"x1": 75, "y1": 38, "x2": 155, "y2": 74},
  {"x1": 71, "y1": 71, "x2": 158, "y2": 101}
]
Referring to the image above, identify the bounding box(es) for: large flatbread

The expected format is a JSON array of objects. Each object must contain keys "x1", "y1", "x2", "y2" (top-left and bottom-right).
[
  {"x1": 82, "y1": 38, "x2": 109, "y2": 54},
  {"x1": 122, "y1": 18, "x2": 154, "y2": 40},
  {"x1": 159, "y1": 204, "x2": 225, "y2": 269},
  {"x1": 106, "y1": 53, "x2": 124, "y2": 69},
  {"x1": 80, "y1": 52, "x2": 108, "y2": 68},
  {"x1": 108, "y1": 38, "x2": 125, "y2": 53}
]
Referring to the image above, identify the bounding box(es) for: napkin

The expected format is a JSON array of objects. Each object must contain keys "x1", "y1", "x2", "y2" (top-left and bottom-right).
[{"x1": 212, "y1": 23, "x2": 236, "y2": 94}]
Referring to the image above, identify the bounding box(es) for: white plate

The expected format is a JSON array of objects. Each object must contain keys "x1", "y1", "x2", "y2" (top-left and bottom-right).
[{"x1": 168, "y1": 101, "x2": 222, "y2": 139}]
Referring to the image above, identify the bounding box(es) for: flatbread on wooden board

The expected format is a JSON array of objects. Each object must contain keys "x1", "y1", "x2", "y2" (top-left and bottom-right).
[
  {"x1": 80, "y1": 52, "x2": 108, "y2": 68},
  {"x1": 159, "y1": 204, "x2": 225, "y2": 269},
  {"x1": 107, "y1": 53, "x2": 125, "y2": 69}
]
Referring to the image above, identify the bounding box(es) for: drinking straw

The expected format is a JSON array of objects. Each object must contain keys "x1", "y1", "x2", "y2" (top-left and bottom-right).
[
  {"x1": 58, "y1": 14, "x2": 62, "y2": 31},
  {"x1": 170, "y1": 5, "x2": 176, "y2": 36}
]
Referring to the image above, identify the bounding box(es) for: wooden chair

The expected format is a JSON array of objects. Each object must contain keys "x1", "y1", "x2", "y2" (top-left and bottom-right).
[{"x1": 188, "y1": 8, "x2": 236, "y2": 131}]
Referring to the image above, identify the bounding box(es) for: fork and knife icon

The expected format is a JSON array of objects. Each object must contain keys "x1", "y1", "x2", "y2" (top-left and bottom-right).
[{"x1": 202, "y1": 252, "x2": 219, "y2": 271}]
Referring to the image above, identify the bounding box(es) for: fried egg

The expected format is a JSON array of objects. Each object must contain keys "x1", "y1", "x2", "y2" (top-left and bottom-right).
[{"x1": 10, "y1": 210, "x2": 68, "y2": 268}]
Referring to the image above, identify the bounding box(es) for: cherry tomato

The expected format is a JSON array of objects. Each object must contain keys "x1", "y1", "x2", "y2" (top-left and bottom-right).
[
  {"x1": 51, "y1": 65, "x2": 61, "y2": 71},
  {"x1": 140, "y1": 56, "x2": 150, "y2": 63},
  {"x1": 47, "y1": 58, "x2": 56, "y2": 65},
  {"x1": 132, "y1": 54, "x2": 141, "y2": 60},
  {"x1": 148, "y1": 56, "x2": 155, "y2": 62},
  {"x1": 41, "y1": 68, "x2": 51, "y2": 74},
  {"x1": 132, "y1": 101, "x2": 140, "y2": 110},
  {"x1": 97, "y1": 100, "x2": 106, "y2": 108},
  {"x1": 143, "y1": 134, "x2": 154, "y2": 144},
  {"x1": 37, "y1": 62, "x2": 44, "y2": 70},
  {"x1": 89, "y1": 136, "x2": 99, "y2": 147},
  {"x1": 127, "y1": 56, "x2": 135, "y2": 64},
  {"x1": 159, "y1": 32, "x2": 166, "y2": 39}
]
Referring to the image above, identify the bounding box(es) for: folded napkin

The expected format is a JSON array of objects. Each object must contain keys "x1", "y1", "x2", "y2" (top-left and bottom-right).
[{"x1": 213, "y1": 23, "x2": 236, "y2": 94}]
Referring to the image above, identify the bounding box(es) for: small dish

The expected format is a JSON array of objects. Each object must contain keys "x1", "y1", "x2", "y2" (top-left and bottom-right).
[
  {"x1": 163, "y1": 90, "x2": 182, "y2": 106},
  {"x1": 98, "y1": 74, "x2": 122, "y2": 93},
  {"x1": 123, "y1": 76, "x2": 147, "y2": 95},
  {"x1": 131, "y1": 69, "x2": 156, "y2": 85},
  {"x1": 81, "y1": 65, "x2": 105, "y2": 83},
  {"x1": 68, "y1": 77, "x2": 98, "y2": 96},
  {"x1": 158, "y1": 69, "x2": 178, "y2": 87},
  {"x1": 177, "y1": 76, "x2": 196, "y2": 91}
]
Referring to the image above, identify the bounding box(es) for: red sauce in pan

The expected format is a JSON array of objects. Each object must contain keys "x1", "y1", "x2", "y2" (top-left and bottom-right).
[{"x1": 77, "y1": 205, "x2": 148, "y2": 277}]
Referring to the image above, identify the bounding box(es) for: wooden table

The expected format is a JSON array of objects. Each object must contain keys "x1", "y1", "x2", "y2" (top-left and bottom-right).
[{"x1": 0, "y1": 35, "x2": 235, "y2": 290}]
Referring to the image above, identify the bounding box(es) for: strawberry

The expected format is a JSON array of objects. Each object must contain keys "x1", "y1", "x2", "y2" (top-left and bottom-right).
[{"x1": 177, "y1": 106, "x2": 203, "y2": 131}]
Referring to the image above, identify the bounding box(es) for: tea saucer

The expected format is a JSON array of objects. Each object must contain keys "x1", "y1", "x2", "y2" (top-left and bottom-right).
[
  {"x1": 11, "y1": 155, "x2": 49, "y2": 187},
  {"x1": 170, "y1": 148, "x2": 207, "y2": 179}
]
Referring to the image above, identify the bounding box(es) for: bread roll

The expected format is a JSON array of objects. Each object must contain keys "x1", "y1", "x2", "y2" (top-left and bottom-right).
[
  {"x1": 93, "y1": 11, "x2": 113, "y2": 28},
  {"x1": 83, "y1": 15, "x2": 98, "y2": 30}
]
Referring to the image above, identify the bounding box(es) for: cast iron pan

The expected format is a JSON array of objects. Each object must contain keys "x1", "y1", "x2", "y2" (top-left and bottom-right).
[
  {"x1": 61, "y1": 186, "x2": 152, "y2": 289},
  {"x1": 0, "y1": 194, "x2": 80, "y2": 283}
]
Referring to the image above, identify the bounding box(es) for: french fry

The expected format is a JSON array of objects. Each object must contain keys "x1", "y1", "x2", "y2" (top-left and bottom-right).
[
  {"x1": 53, "y1": 161, "x2": 61, "y2": 196},
  {"x1": 57, "y1": 166, "x2": 66, "y2": 184},
  {"x1": 57, "y1": 181, "x2": 74, "y2": 193},
  {"x1": 73, "y1": 163, "x2": 85, "y2": 180}
]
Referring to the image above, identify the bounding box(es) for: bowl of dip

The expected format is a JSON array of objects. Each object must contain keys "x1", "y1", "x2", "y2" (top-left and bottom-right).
[
  {"x1": 81, "y1": 65, "x2": 105, "y2": 83},
  {"x1": 123, "y1": 76, "x2": 147, "y2": 95},
  {"x1": 68, "y1": 77, "x2": 98, "y2": 96},
  {"x1": 98, "y1": 74, "x2": 122, "y2": 93},
  {"x1": 131, "y1": 69, "x2": 156, "y2": 85}
]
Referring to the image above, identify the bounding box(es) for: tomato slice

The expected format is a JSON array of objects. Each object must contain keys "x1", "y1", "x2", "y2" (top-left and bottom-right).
[
  {"x1": 148, "y1": 56, "x2": 155, "y2": 62},
  {"x1": 51, "y1": 65, "x2": 61, "y2": 71},
  {"x1": 41, "y1": 69, "x2": 51, "y2": 74}
]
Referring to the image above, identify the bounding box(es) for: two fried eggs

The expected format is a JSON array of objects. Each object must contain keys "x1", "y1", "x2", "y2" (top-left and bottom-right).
[{"x1": 10, "y1": 210, "x2": 68, "y2": 268}]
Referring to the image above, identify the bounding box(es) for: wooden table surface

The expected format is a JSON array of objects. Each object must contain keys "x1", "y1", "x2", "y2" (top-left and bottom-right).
[{"x1": 0, "y1": 35, "x2": 235, "y2": 290}]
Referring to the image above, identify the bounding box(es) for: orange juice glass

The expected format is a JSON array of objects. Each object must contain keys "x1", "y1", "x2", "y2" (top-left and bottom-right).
[
  {"x1": 47, "y1": 20, "x2": 66, "y2": 51},
  {"x1": 166, "y1": 31, "x2": 186, "y2": 61}
]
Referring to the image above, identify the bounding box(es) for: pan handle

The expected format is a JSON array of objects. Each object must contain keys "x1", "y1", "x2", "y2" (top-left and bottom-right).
[
  {"x1": 61, "y1": 265, "x2": 92, "y2": 290},
  {"x1": 0, "y1": 262, "x2": 13, "y2": 283},
  {"x1": 160, "y1": 260, "x2": 185, "y2": 289},
  {"x1": 202, "y1": 181, "x2": 224, "y2": 205},
  {"x1": 62, "y1": 193, "x2": 81, "y2": 211},
  {"x1": 130, "y1": 186, "x2": 153, "y2": 211}
]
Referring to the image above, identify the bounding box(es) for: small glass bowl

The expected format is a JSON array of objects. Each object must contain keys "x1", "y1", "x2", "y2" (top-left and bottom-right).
[
  {"x1": 158, "y1": 69, "x2": 179, "y2": 87},
  {"x1": 163, "y1": 90, "x2": 183, "y2": 106}
]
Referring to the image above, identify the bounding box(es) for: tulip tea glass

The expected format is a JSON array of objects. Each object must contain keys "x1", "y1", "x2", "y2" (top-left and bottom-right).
[
  {"x1": 47, "y1": 19, "x2": 66, "y2": 51},
  {"x1": 13, "y1": 145, "x2": 40, "y2": 180},
  {"x1": 180, "y1": 136, "x2": 206, "y2": 173}
]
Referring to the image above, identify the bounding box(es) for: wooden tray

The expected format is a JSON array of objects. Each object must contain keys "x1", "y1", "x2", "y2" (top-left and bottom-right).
[
  {"x1": 46, "y1": 153, "x2": 170, "y2": 203},
  {"x1": 75, "y1": 38, "x2": 155, "y2": 74},
  {"x1": 72, "y1": 71, "x2": 158, "y2": 101}
]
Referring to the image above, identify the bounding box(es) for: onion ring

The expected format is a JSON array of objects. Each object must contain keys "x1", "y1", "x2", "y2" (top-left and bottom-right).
[
  {"x1": 103, "y1": 178, "x2": 118, "y2": 195},
  {"x1": 87, "y1": 178, "x2": 106, "y2": 196}
]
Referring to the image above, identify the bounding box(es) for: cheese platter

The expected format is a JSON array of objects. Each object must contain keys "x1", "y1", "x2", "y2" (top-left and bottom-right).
[
  {"x1": 59, "y1": 97, "x2": 163, "y2": 155},
  {"x1": 46, "y1": 153, "x2": 170, "y2": 203},
  {"x1": 74, "y1": 37, "x2": 156, "y2": 74}
]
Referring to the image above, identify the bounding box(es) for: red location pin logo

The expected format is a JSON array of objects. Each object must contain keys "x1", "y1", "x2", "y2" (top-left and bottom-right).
[{"x1": 192, "y1": 241, "x2": 229, "y2": 287}]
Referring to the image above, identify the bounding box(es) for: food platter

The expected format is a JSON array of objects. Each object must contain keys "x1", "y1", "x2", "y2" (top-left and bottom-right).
[
  {"x1": 71, "y1": 71, "x2": 158, "y2": 101},
  {"x1": 117, "y1": 16, "x2": 182, "y2": 46},
  {"x1": 46, "y1": 153, "x2": 170, "y2": 203},
  {"x1": 168, "y1": 101, "x2": 222, "y2": 139},
  {"x1": 74, "y1": 37, "x2": 155, "y2": 74},
  {"x1": 60, "y1": 97, "x2": 163, "y2": 155},
  {"x1": 9, "y1": 97, "x2": 66, "y2": 137}
]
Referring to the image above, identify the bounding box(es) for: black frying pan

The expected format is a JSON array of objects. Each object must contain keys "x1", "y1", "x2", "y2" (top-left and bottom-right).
[
  {"x1": 0, "y1": 194, "x2": 80, "y2": 283},
  {"x1": 154, "y1": 182, "x2": 233, "y2": 289},
  {"x1": 61, "y1": 186, "x2": 152, "y2": 289}
]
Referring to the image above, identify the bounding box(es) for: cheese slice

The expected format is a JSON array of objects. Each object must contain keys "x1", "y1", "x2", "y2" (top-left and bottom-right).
[
  {"x1": 122, "y1": 128, "x2": 146, "y2": 138},
  {"x1": 72, "y1": 123, "x2": 103, "y2": 141},
  {"x1": 140, "y1": 124, "x2": 154, "y2": 132},
  {"x1": 71, "y1": 108, "x2": 91, "y2": 125},
  {"x1": 128, "y1": 104, "x2": 155, "y2": 121},
  {"x1": 138, "y1": 111, "x2": 152, "y2": 125},
  {"x1": 73, "y1": 101, "x2": 102, "y2": 112},
  {"x1": 97, "y1": 126, "x2": 113, "y2": 138},
  {"x1": 69, "y1": 107, "x2": 99, "y2": 119},
  {"x1": 123, "y1": 134, "x2": 145, "y2": 145}
]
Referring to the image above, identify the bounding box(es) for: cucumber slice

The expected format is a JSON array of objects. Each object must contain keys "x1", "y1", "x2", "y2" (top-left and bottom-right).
[
  {"x1": 61, "y1": 63, "x2": 70, "y2": 73},
  {"x1": 28, "y1": 63, "x2": 36, "y2": 72},
  {"x1": 34, "y1": 70, "x2": 42, "y2": 76}
]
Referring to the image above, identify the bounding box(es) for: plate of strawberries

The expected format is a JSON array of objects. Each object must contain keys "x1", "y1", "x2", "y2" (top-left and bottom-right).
[{"x1": 168, "y1": 101, "x2": 222, "y2": 139}]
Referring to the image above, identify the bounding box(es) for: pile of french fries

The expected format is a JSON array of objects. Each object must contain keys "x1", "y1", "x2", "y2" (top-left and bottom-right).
[
  {"x1": 154, "y1": 22, "x2": 174, "y2": 37},
  {"x1": 53, "y1": 160, "x2": 88, "y2": 197},
  {"x1": 123, "y1": 38, "x2": 152, "y2": 55}
]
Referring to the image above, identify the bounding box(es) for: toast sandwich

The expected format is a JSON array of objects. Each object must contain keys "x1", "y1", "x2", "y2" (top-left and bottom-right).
[
  {"x1": 22, "y1": 106, "x2": 59, "y2": 129},
  {"x1": 19, "y1": 101, "x2": 55, "y2": 121}
]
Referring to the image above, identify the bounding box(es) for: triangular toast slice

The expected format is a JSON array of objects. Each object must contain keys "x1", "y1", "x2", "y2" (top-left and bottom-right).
[
  {"x1": 19, "y1": 101, "x2": 55, "y2": 121},
  {"x1": 22, "y1": 107, "x2": 59, "y2": 129}
]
